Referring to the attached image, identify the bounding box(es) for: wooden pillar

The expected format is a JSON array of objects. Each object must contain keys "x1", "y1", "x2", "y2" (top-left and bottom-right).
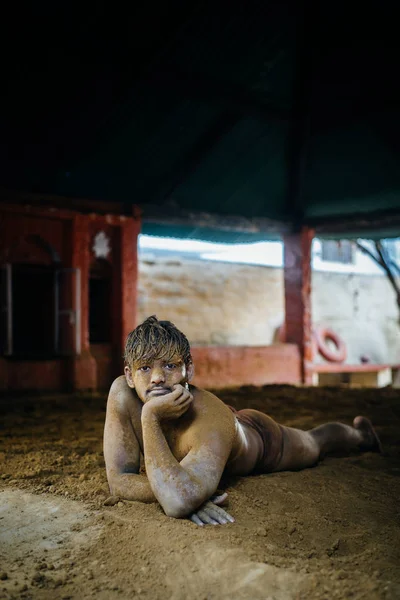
[
  {"x1": 283, "y1": 227, "x2": 314, "y2": 385},
  {"x1": 115, "y1": 214, "x2": 141, "y2": 373},
  {"x1": 70, "y1": 213, "x2": 97, "y2": 390}
]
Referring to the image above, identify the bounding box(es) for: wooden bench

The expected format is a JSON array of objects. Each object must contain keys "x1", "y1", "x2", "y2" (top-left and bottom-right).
[{"x1": 310, "y1": 363, "x2": 399, "y2": 388}]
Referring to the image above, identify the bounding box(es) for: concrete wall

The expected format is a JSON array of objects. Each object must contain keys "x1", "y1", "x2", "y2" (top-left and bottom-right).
[
  {"x1": 138, "y1": 255, "x2": 285, "y2": 346},
  {"x1": 312, "y1": 271, "x2": 400, "y2": 364},
  {"x1": 138, "y1": 253, "x2": 400, "y2": 365}
]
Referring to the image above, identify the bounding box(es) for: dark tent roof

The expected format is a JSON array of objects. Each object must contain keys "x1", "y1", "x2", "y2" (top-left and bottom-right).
[{"x1": 1, "y1": 1, "x2": 400, "y2": 240}]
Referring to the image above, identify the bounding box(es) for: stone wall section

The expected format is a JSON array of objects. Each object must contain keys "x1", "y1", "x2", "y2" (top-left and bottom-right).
[{"x1": 138, "y1": 253, "x2": 400, "y2": 365}]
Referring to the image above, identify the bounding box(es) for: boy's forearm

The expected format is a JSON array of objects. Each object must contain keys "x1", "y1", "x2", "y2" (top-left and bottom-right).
[
  {"x1": 109, "y1": 472, "x2": 157, "y2": 503},
  {"x1": 141, "y1": 409, "x2": 205, "y2": 517}
]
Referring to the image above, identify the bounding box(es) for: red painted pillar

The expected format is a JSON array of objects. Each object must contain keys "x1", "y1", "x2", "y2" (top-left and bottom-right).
[
  {"x1": 117, "y1": 214, "x2": 141, "y2": 372},
  {"x1": 283, "y1": 227, "x2": 314, "y2": 385},
  {"x1": 70, "y1": 213, "x2": 97, "y2": 390}
]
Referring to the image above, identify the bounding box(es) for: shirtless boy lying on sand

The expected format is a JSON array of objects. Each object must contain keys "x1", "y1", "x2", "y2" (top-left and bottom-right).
[{"x1": 104, "y1": 316, "x2": 381, "y2": 526}]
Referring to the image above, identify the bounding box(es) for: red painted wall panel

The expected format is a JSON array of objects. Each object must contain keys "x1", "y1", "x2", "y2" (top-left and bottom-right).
[
  {"x1": 191, "y1": 344, "x2": 301, "y2": 389},
  {"x1": 0, "y1": 202, "x2": 141, "y2": 392},
  {"x1": 5, "y1": 360, "x2": 65, "y2": 391}
]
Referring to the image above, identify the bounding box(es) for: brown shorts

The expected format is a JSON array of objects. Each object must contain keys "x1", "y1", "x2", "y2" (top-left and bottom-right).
[{"x1": 229, "y1": 406, "x2": 284, "y2": 473}]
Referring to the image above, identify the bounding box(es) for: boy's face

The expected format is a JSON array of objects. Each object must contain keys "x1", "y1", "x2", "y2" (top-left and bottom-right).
[{"x1": 124, "y1": 355, "x2": 192, "y2": 403}]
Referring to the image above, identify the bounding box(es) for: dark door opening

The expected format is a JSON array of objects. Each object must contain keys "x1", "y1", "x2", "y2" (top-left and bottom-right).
[{"x1": 12, "y1": 264, "x2": 55, "y2": 358}]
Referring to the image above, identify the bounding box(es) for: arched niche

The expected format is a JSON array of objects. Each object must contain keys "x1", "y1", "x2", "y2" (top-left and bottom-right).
[{"x1": 3, "y1": 234, "x2": 61, "y2": 266}]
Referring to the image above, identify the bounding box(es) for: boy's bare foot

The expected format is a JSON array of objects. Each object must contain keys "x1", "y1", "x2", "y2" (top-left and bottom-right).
[{"x1": 353, "y1": 416, "x2": 383, "y2": 454}]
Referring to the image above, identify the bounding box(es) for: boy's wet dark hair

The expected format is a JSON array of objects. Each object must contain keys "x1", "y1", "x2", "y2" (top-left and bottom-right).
[{"x1": 124, "y1": 315, "x2": 192, "y2": 368}]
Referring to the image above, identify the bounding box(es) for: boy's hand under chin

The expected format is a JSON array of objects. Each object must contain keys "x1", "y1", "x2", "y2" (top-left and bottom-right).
[{"x1": 142, "y1": 384, "x2": 193, "y2": 421}]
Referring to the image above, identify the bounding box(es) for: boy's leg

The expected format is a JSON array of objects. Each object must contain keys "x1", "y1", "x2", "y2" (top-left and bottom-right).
[{"x1": 275, "y1": 416, "x2": 382, "y2": 472}]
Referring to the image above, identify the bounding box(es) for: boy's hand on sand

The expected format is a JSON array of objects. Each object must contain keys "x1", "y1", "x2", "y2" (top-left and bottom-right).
[
  {"x1": 142, "y1": 384, "x2": 193, "y2": 421},
  {"x1": 189, "y1": 493, "x2": 235, "y2": 526}
]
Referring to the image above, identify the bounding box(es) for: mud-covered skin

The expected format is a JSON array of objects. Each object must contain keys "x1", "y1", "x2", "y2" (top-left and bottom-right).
[
  {"x1": 103, "y1": 367, "x2": 380, "y2": 524},
  {"x1": 104, "y1": 374, "x2": 239, "y2": 522}
]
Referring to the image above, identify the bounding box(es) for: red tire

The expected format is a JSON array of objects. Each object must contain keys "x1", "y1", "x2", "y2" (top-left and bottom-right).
[{"x1": 315, "y1": 327, "x2": 347, "y2": 363}]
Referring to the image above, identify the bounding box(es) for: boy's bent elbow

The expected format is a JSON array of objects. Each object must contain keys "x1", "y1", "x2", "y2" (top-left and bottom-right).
[
  {"x1": 161, "y1": 493, "x2": 205, "y2": 519},
  {"x1": 107, "y1": 472, "x2": 155, "y2": 503},
  {"x1": 107, "y1": 474, "x2": 122, "y2": 498},
  {"x1": 163, "y1": 502, "x2": 190, "y2": 519}
]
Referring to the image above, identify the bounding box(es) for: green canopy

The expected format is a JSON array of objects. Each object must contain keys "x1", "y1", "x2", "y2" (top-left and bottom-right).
[{"x1": 1, "y1": 2, "x2": 400, "y2": 240}]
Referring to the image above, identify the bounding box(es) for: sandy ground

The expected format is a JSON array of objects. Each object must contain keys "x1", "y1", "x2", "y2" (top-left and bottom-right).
[{"x1": 0, "y1": 385, "x2": 399, "y2": 600}]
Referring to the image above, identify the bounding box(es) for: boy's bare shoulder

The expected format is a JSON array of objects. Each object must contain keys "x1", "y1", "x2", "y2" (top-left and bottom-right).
[
  {"x1": 107, "y1": 376, "x2": 140, "y2": 414},
  {"x1": 191, "y1": 385, "x2": 226, "y2": 404},
  {"x1": 177, "y1": 386, "x2": 236, "y2": 454},
  {"x1": 190, "y1": 386, "x2": 235, "y2": 427}
]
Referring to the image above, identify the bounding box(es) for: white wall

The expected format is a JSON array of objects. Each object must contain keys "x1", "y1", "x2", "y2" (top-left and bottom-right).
[{"x1": 312, "y1": 271, "x2": 400, "y2": 363}]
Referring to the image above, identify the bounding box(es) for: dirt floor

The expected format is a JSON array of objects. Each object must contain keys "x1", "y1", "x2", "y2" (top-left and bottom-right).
[{"x1": 0, "y1": 385, "x2": 400, "y2": 600}]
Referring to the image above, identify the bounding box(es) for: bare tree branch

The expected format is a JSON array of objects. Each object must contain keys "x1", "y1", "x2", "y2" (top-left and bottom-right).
[
  {"x1": 389, "y1": 260, "x2": 400, "y2": 277},
  {"x1": 355, "y1": 240, "x2": 400, "y2": 324},
  {"x1": 375, "y1": 242, "x2": 400, "y2": 304},
  {"x1": 355, "y1": 241, "x2": 383, "y2": 266}
]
